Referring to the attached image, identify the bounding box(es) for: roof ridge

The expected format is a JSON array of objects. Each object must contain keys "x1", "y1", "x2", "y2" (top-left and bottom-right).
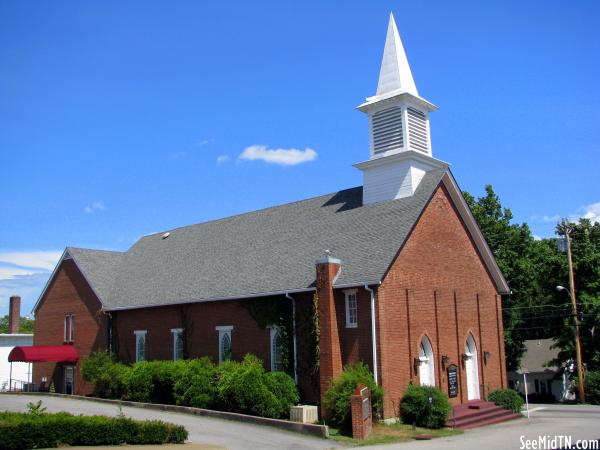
[
  {"x1": 67, "y1": 246, "x2": 124, "y2": 255},
  {"x1": 141, "y1": 185, "x2": 363, "y2": 239}
]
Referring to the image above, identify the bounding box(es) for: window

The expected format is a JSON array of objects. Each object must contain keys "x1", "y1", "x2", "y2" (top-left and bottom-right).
[
  {"x1": 270, "y1": 327, "x2": 283, "y2": 372},
  {"x1": 134, "y1": 330, "x2": 147, "y2": 362},
  {"x1": 216, "y1": 326, "x2": 233, "y2": 363},
  {"x1": 171, "y1": 328, "x2": 184, "y2": 361},
  {"x1": 64, "y1": 314, "x2": 75, "y2": 342},
  {"x1": 344, "y1": 289, "x2": 358, "y2": 328}
]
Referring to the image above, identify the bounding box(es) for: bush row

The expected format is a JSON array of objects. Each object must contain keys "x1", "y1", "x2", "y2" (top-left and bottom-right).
[
  {"x1": 0, "y1": 411, "x2": 187, "y2": 450},
  {"x1": 82, "y1": 352, "x2": 299, "y2": 419}
]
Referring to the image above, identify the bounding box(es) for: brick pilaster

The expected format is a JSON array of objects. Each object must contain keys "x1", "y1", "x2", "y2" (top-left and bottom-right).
[{"x1": 316, "y1": 255, "x2": 342, "y2": 419}]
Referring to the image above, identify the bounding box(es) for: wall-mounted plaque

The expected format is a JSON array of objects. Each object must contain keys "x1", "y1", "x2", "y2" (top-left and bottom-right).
[{"x1": 447, "y1": 364, "x2": 458, "y2": 398}]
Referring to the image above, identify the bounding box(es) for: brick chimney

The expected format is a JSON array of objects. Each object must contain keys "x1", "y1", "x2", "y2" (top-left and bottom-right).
[
  {"x1": 8, "y1": 295, "x2": 21, "y2": 334},
  {"x1": 315, "y1": 254, "x2": 343, "y2": 418}
]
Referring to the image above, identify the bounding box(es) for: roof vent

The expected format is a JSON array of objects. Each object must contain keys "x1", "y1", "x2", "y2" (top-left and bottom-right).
[
  {"x1": 372, "y1": 106, "x2": 404, "y2": 154},
  {"x1": 407, "y1": 107, "x2": 429, "y2": 153},
  {"x1": 161, "y1": 232, "x2": 170, "y2": 239}
]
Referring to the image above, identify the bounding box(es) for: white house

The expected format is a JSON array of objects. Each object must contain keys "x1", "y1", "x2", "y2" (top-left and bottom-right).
[{"x1": 0, "y1": 295, "x2": 33, "y2": 391}]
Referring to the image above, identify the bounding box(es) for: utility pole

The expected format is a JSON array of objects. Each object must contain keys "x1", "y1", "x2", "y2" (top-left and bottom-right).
[{"x1": 563, "y1": 219, "x2": 586, "y2": 403}]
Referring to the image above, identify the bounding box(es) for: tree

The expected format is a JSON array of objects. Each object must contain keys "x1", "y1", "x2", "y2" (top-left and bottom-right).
[
  {"x1": 547, "y1": 220, "x2": 600, "y2": 371},
  {"x1": 463, "y1": 185, "x2": 538, "y2": 371},
  {"x1": 0, "y1": 315, "x2": 35, "y2": 334}
]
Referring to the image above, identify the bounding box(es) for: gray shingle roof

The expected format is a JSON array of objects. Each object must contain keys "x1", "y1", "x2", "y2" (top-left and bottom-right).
[
  {"x1": 67, "y1": 248, "x2": 123, "y2": 304},
  {"x1": 48, "y1": 170, "x2": 450, "y2": 310},
  {"x1": 90, "y1": 169, "x2": 447, "y2": 309},
  {"x1": 517, "y1": 339, "x2": 560, "y2": 374}
]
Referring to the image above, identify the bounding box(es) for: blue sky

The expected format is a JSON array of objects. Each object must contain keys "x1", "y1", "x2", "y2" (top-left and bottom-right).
[{"x1": 1, "y1": 1, "x2": 599, "y2": 315}]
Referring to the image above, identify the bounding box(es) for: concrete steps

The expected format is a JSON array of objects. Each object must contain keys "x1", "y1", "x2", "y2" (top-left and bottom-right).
[{"x1": 447, "y1": 400, "x2": 521, "y2": 429}]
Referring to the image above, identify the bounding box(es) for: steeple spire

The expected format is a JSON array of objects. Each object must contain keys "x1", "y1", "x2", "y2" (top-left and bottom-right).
[
  {"x1": 354, "y1": 13, "x2": 447, "y2": 205},
  {"x1": 376, "y1": 13, "x2": 418, "y2": 97}
]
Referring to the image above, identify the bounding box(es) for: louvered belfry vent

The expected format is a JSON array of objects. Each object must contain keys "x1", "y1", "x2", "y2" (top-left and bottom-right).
[
  {"x1": 372, "y1": 106, "x2": 404, "y2": 154},
  {"x1": 407, "y1": 107, "x2": 429, "y2": 153}
]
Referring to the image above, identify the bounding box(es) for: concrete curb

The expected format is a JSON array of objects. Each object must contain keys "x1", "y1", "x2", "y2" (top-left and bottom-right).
[{"x1": 1, "y1": 392, "x2": 329, "y2": 438}]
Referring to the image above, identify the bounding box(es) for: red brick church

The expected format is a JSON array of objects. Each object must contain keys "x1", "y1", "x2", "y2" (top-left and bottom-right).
[{"x1": 29, "y1": 14, "x2": 509, "y2": 420}]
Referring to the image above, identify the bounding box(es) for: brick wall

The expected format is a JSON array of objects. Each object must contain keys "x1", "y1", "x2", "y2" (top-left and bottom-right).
[
  {"x1": 114, "y1": 298, "x2": 274, "y2": 368},
  {"x1": 377, "y1": 185, "x2": 506, "y2": 418},
  {"x1": 33, "y1": 259, "x2": 107, "y2": 395}
]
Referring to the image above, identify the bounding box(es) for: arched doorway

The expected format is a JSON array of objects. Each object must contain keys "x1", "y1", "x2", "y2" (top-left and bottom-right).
[
  {"x1": 464, "y1": 334, "x2": 480, "y2": 400},
  {"x1": 419, "y1": 336, "x2": 435, "y2": 387}
]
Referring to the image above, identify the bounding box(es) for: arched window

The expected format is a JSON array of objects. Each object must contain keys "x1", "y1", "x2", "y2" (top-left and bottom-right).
[
  {"x1": 419, "y1": 336, "x2": 435, "y2": 387},
  {"x1": 270, "y1": 327, "x2": 283, "y2": 372},
  {"x1": 216, "y1": 325, "x2": 233, "y2": 363},
  {"x1": 221, "y1": 333, "x2": 231, "y2": 362}
]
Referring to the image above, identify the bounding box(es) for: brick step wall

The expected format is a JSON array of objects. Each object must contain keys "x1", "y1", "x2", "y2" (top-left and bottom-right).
[{"x1": 447, "y1": 400, "x2": 521, "y2": 429}]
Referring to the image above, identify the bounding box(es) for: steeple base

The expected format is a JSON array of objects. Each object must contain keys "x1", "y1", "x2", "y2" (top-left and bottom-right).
[{"x1": 354, "y1": 151, "x2": 447, "y2": 205}]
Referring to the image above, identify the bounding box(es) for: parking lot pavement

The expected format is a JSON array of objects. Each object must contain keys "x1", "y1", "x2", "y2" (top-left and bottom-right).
[
  {"x1": 0, "y1": 394, "x2": 343, "y2": 450},
  {"x1": 369, "y1": 404, "x2": 600, "y2": 450}
]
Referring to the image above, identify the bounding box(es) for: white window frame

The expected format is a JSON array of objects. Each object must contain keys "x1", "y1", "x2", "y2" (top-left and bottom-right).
[
  {"x1": 344, "y1": 289, "x2": 358, "y2": 328},
  {"x1": 269, "y1": 326, "x2": 283, "y2": 372},
  {"x1": 134, "y1": 330, "x2": 147, "y2": 362},
  {"x1": 216, "y1": 326, "x2": 233, "y2": 363},
  {"x1": 64, "y1": 314, "x2": 75, "y2": 342},
  {"x1": 171, "y1": 328, "x2": 184, "y2": 361}
]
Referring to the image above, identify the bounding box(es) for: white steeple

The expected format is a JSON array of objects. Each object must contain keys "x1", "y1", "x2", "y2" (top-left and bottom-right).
[
  {"x1": 376, "y1": 13, "x2": 418, "y2": 97},
  {"x1": 354, "y1": 13, "x2": 447, "y2": 205}
]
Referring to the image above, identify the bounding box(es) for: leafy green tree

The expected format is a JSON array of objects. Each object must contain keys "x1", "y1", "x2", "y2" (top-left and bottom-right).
[
  {"x1": 463, "y1": 185, "x2": 538, "y2": 371},
  {"x1": 0, "y1": 315, "x2": 34, "y2": 334},
  {"x1": 545, "y1": 220, "x2": 600, "y2": 371}
]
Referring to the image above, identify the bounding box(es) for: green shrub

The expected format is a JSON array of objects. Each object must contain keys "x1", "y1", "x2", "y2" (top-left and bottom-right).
[
  {"x1": 488, "y1": 388, "x2": 524, "y2": 412},
  {"x1": 263, "y1": 371, "x2": 300, "y2": 418},
  {"x1": 0, "y1": 411, "x2": 187, "y2": 450},
  {"x1": 399, "y1": 384, "x2": 451, "y2": 429},
  {"x1": 216, "y1": 354, "x2": 298, "y2": 419},
  {"x1": 323, "y1": 362, "x2": 384, "y2": 432},
  {"x1": 81, "y1": 351, "x2": 129, "y2": 399},
  {"x1": 123, "y1": 361, "x2": 154, "y2": 402},
  {"x1": 584, "y1": 371, "x2": 600, "y2": 405},
  {"x1": 173, "y1": 357, "x2": 217, "y2": 408}
]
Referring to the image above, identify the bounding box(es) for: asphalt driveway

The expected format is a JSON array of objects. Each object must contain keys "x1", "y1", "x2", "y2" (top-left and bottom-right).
[
  {"x1": 2, "y1": 395, "x2": 599, "y2": 450},
  {"x1": 0, "y1": 394, "x2": 342, "y2": 450}
]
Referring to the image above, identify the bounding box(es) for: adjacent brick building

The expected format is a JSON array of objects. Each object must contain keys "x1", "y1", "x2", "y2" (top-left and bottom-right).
[{"x1": 30, "y1": 14, "x2": 509, "y2": 419}]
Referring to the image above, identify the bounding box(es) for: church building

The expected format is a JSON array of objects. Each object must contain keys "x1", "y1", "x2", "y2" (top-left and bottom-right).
[{"x1": 28, "y1": 14, "x2": 509, "y2": 420}]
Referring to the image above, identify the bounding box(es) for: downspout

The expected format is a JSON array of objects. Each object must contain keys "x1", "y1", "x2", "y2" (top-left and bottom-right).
[
  {"x1": 285, "y1": 293, "x2": 298, "y2": 385},
  {"x1": 365, "y1": 284, "x2": 379, "y2": 385}
]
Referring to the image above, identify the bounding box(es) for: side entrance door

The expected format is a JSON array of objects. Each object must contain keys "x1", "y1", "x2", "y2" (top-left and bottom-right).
[
  {"x1": 465, "y1": 335, "x2": 480, "y2": 400},
  {"x1": 63, "y1": 366, "x2": 74, "y2": 395}
]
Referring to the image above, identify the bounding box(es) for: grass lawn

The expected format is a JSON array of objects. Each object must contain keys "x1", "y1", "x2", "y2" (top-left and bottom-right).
[{"x1": 329, "y1": 422, "x2": 463, "y2": 446}]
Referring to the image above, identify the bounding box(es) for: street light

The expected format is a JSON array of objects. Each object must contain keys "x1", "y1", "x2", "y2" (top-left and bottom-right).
[{"x1": 556, "y1": 219, "x2": 586, "y2": 404}]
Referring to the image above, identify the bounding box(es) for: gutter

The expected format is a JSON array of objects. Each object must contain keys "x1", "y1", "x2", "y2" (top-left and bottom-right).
[
  {"x1": 285, "y1": 293, "x2": 298, "y2": 385},
  {"x1": 364, "y1": 283, "x2": 380, "y2": 385}
]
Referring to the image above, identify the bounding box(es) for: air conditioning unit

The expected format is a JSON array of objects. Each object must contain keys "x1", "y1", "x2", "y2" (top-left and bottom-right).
[{"x1": 290, "y1": 405, "x2": 318, "y2": 424}]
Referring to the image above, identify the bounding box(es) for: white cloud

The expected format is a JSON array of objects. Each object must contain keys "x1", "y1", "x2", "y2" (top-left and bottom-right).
[
  {"x1": 0, "y1": 272, "x2": 53, "y2": 314},
  {"x1": 195, "y1": 138, "x2": 215, "y2": 147},
  {"x1": 578, "y1": 201, "x2": 600, "y2": 224},
  {"x1": 542, "y1": 215, "x2": 560, "y2": 223},
  {"x1": 84, "y1": 200, "x2": 106, "y2": 214},
  {"x1": 217, "y1": 155, "x2": 230, "y2": 164},
  {"x1": 0, "y1": 251, "x2": 62, "y2": 271},
  {"x1": 238, "y1": 145, "x2": 317, "y2": 167},
  {"x1": 0, "y1": 267, "x2": 34, "y2": 280}
]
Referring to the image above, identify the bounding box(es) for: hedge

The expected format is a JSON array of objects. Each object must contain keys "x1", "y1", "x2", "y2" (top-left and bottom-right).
[
  {"x1": 82, "y1": 351, "x2": 299, "y2": 419},
  {"x1": 0, "y1": 411, "x2": 187, "y2": 450},
  {"x1": 488, "y1": 388, "x2": 524, "y2": 412},
  {"x1": 323, "y1": 362, "x2": 384, "y2": 432},
  {"x1": 399, "y1": 384, "x2": 451, "y2": 429}
]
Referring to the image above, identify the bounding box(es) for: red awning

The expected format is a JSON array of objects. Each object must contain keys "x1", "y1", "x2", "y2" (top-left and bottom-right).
[{"x1": 8, "y1": 345, "x2": 78, "y2": 363}]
